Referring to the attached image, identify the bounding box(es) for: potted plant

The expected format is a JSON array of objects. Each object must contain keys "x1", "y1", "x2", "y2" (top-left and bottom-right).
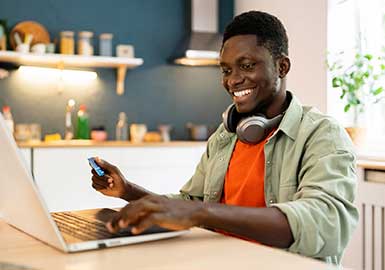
[{"x1": 328, "y1": 51, "x2": 385, "y2": 145}]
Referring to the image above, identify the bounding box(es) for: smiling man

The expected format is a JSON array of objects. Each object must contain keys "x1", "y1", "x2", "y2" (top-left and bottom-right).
[{"x1": 90, "y1": 11, "x2": 358, "y2": 265}]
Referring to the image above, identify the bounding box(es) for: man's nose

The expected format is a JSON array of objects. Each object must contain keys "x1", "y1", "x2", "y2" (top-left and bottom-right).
[{"x1": 227, "y1": 70, "x2": 244, "y2": 87}]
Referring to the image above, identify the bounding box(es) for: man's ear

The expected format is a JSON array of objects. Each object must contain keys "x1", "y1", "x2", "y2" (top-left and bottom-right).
[{"x1": 278, "y1": 55, "x2": 291, "y2": 78}]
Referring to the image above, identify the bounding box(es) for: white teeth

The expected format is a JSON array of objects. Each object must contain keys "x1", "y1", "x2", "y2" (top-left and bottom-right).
[{"x1": 233, "y1": 89, "x2": 252, "y2": 97}]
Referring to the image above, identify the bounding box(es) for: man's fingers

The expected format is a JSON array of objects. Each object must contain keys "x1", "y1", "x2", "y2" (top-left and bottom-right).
[
  {"x1": 118, "y1": 219, "x2": 130, "y2": 228},
  {"x1": 106, "y1": 199, "x2": 163, "y2": 233},
  {"x1": 131, "y1": 213, "x2": 162, "y2": 234},
  {"x1": 90, "y1": 169, "x2": 100, "y2": 177},
  {"x1": 94, "y1": 157, "x2": 117, "y2": 172},
  {"x1": 118, "y1": 203, "x2": 147, "y2": 225},
  {"x1": 106, "y1": 211, "x2": 123, "y2": 233},
  {"x1": 120, "y1": 200, "x2": 162, "y2": 222},
  {"x1": 106, "y1": 205, "x2": 139, "y2": 233},
  {"x1": 92, "y1": 175, "x2": 111, "y2": 188},
  {"x1": 92, "y1": 182, "x2": 105, "y2": 191}
]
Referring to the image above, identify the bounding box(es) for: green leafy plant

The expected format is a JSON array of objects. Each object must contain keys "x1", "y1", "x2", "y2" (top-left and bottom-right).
[{"x1": 328, "y1": 51, "x2": 385, "y2": 126}]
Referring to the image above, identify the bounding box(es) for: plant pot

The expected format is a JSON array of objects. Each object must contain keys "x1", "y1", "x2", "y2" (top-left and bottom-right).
[{"x1": 345, "y1": 127, "x2": 366, "y2": 147}]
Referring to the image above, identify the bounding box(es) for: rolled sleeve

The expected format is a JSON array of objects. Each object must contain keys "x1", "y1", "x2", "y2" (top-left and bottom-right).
[{"x1": 273, "y1": 150, "x2": 358, "y2": 261}]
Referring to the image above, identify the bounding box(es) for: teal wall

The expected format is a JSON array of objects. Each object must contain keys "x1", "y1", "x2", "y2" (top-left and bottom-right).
[{"x1": 0, "y1": 0, "x2": 233, "y2": 140}]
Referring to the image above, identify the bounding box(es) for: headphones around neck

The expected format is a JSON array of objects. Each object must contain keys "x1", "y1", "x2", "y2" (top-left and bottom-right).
[{"x1": 222, "y1": 104, "x2": 283, "y2": 144}]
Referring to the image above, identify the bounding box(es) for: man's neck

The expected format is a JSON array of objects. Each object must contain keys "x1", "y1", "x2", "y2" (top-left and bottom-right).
[{"x1": 255, "y1": 90, "x2": 289, "y2": 119}]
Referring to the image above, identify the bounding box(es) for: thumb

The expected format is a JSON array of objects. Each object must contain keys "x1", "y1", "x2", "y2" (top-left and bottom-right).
[{"x1": 95, "y1": 157, "x2": 116, "y2": 171}]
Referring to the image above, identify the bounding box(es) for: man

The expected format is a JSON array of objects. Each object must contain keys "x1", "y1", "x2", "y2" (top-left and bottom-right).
[{"x1": 91, "y1": 11, "x2": 358, "y2": 264}]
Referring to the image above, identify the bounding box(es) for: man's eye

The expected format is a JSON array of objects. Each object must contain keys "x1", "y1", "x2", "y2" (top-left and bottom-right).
[
  {"x1": 221, "y1": 68, "x2": 231, "y2": 75},
  {"x1": 241, "y1": 63, "x2": 256, "y2": 70}
]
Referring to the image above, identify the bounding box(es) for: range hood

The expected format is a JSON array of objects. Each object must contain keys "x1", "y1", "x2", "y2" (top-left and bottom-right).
[{"x1": 173, "y1": 0, "x2": 222, "y2": 66}]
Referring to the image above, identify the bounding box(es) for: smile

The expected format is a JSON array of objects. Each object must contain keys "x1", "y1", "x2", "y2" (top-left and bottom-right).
[{"x1": 232, "y1": 88, "x2": 253, "y2": 97}]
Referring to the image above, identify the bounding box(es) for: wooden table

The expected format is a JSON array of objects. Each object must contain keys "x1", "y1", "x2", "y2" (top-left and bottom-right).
[{"x1": 0, "y1": 221, "x2": 334, "y2": 270}]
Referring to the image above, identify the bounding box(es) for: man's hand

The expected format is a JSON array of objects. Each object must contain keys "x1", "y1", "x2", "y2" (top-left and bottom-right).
[
  {"x1": 90, "y1": 157, "x2": 130, "y2": 199},
  {"x1": 90, "y1": 157, "x2": 154, "y2": 202},
  {"x1": 104, "y1": 194, "x2": 294, "y2": 249},
  {"x1": 106, "y1": 195, "x2": 204, "y2": 234}
]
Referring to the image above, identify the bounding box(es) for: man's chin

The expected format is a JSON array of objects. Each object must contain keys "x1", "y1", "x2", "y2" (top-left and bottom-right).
[{"x1": 235, "y1": 103, "x2": 255, "y2": 114}]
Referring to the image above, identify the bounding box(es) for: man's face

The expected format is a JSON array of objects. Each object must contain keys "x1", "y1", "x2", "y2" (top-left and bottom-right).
[{"x1": 220, "y1": 35, "x2": 282, "y2": 114}]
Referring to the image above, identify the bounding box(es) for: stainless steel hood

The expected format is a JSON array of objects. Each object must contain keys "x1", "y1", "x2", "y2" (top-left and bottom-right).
[{"x1": 173, "y1": 0, "x2": 222, "y2": 66}]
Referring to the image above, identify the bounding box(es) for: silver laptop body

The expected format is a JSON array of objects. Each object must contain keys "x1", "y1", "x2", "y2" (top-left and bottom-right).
[{"x1": 0, "y1": 114, "x2": 187, "y2": 252}]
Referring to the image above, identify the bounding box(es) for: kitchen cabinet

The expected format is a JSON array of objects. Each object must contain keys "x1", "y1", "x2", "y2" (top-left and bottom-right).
[
  {"x1": 0, "y1": 51, "x2": 143, "y2": 95},
  {"x1": 28, "y1": 145, "x2": 206, "y2": 212}
]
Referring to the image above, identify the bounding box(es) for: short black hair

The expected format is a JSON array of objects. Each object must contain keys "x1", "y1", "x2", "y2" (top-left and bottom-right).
[{"x1": 222, "y1": 10, "x2": 289, "y2": 60}]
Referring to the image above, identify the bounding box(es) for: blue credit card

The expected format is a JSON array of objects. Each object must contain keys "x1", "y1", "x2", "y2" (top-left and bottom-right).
[{"x1": 88, "y1": 157, "x2": 105, "y2": 177}]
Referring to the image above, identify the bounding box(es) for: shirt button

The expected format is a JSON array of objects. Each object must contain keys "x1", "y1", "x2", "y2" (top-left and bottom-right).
[
  {"x1": 213, "y1": 191, "x2": 218, "y2": 196},
  {"x1": 220, "y1": 133, "x2": 224, "y2": 138},
  {"x1": 266, "y1": 160, "x2": 271, "y2": 165},
  {"x1": 269, "y1": 199, "x2": 276, "y2": 204},
  {"x1": 219, "y1": 157, "x2": 224, "y2": 161}
]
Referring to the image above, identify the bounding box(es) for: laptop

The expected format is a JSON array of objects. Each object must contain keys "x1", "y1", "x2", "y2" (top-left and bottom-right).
[{"x1": 0, "y1": 114, "x2": 188, "y2": 252}]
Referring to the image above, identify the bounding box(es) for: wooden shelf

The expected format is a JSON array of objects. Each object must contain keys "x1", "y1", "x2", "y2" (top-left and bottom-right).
[
  {"x1": 0, "y1": 50, "x2": 144, "y2": 95},
  {"x1": 17, "y1": 140, "x2": 207, "y2": 148}
]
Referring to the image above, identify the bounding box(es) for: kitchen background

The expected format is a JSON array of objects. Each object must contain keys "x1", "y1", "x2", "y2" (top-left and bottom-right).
[
  {"x1": 1, "y1": 1, "x2": 385, "y2": 269},
  {"x1": 0, "y1": 0, "x2": 234, "y2": 140}
]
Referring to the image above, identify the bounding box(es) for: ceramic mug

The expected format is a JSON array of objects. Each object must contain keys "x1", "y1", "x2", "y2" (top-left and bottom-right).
[
  {"x1": 16, "y1": 44, "x2": 30, "y2": 53},
  {"x1": 31, "y1": 43, "x2": 46, "y2": 54}
]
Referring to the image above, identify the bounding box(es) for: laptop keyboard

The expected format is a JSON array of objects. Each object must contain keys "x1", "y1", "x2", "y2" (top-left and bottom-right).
[
  {"x1": 52, "y1": 212, "x2": 128, "y2": 241},
  {"x1": 51, "y1": 211, "x2": 171, "y2": 241}
]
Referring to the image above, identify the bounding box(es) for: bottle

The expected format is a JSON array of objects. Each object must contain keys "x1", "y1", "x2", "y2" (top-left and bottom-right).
[
  {"x1": 99, "y1": 33, "x2": 113, "y2": 56},
  {"x1": 77, "y1": 31, "x2": 94, "y2": 56},
  {"x1": 2, "y1": 106, "x2": 14, "y2": 135},
  {"x1": 60, "y1": 31, "x2": 75, "y2": 54},
  {"x1": 158, "y1": 124, "x2": 172, "y2": 142},
  {"x1": 76, "y1": 104, "x2": 90, "y2": 139},
  {"x1": 115, "y1": 112, "x2": 128, "y2": 141},
  {"x1": 64, "y1": 99, "x2": 75, "y2": 140}
]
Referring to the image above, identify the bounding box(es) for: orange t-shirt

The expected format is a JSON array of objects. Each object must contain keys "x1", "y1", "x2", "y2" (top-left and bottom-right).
[
  {"x1": 221, "y1": 132, "x2": 274, "y2": 207},
  {"x1": 218, "y1": 132, "x2": 274, "y2": 242}
]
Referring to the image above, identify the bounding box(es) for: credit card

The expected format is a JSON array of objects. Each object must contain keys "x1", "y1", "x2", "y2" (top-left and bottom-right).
[{"x1": 88, "y1": 157, "x2": 105, "y2": 177}]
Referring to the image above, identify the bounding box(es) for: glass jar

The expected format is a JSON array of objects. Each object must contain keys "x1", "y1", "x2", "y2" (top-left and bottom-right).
[
  {"x1": 115, "y1": 112, "x2": 128, "y2": 140},
  {"x1": 77, "y1": 31, "x2": 94, "y2": 56},
  {"x1": 29, "y1": 123, "x2": 42, "y2": 141},
  {"x1": 99, "y1": 33, "x2": 113, "y2": 56},
  {"x1": 60, "y1": 31, "x2": 74, "y2": 54}
]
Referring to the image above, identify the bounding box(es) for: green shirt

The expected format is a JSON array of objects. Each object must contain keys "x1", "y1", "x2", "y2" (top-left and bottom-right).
[{"x1": 169, "y1": 93, "x2": 358, "y2": 265}]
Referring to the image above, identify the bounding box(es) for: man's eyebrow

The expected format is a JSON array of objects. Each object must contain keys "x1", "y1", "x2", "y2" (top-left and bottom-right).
[
  {"x1": 219, "y1": 55, "x2": 258, "y2": 67},
  {"x1": 237, "y1": 55, "x2": 255, "y2": 62},
  {"x1": 220, "y1": 56, "x2": 250, "y2": 64}
]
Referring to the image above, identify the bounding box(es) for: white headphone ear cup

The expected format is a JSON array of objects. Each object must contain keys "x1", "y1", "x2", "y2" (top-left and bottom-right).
[{"x1": 236, "y1": 116, "x2": 267, "y2": 144}]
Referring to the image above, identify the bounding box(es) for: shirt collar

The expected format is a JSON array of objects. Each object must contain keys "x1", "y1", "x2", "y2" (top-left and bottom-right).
[{"x1": 277, "y1": 91, "x2": 303, "y2": 141}]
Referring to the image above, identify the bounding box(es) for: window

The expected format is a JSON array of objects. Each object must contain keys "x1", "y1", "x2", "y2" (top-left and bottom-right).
[{"x1": 328, "y1": 0, "x2": 385, "y2": 152}]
